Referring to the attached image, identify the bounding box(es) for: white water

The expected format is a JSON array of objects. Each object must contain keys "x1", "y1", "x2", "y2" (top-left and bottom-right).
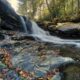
[
  {"x1": 31, "y1": 21, "x2": 80, "y2": 47},
  {"x1": 20, "y1": 16, "x2": 28, "y2": 33}
]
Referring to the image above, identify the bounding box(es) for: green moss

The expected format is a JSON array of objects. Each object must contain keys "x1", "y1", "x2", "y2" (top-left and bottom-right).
[
  {"x1": 64, "y1": 66, "x2": 80, "y2": 73},
  {"x1": 63, "y1": 65, "x2": 80, "y2": 80}
]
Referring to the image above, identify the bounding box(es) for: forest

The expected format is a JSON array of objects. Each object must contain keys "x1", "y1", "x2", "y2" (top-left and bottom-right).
[{"x1": 19, "y1": 0, "x2": 80, "y2": 22}]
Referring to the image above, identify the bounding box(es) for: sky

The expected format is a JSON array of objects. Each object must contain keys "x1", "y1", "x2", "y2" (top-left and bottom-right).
[{"x1": 7, "y1": 0, "x2": 19, "y2": 11}]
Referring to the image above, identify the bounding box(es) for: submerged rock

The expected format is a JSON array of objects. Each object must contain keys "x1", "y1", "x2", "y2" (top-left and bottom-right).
[
  {"x1": 62, "y1": 64, "x2": 80, "y2": 80},
  {"x1": 0, "y1": 34, "x2": 5, "y2": 40},
  {"x1": 11, "y1": 33, "x2": 35, "y2": 41}
]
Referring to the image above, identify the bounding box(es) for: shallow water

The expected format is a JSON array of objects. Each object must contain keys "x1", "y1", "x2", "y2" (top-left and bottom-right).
[{"x1": 0, "y1": 32, "x2": 76, "y2": 80}]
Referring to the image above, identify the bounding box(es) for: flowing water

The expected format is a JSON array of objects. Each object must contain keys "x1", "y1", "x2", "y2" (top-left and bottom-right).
[
  {"x1": 10, "y1": 19, "x2": 79, "y2": 79},
  {"x1": 29, "y1": 21, "x2": 80, "y2": 47},
  {"x1": 20, "y1": 16, "x2": 28, "y2": 33}
]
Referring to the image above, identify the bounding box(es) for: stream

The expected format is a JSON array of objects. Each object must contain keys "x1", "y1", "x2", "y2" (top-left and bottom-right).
[
  {"x1": 0, "y1": 22, "x2": 80, "y2": 80},
  {"x1": 0, "y1": 0, "x2": 80, "y2": 79}
]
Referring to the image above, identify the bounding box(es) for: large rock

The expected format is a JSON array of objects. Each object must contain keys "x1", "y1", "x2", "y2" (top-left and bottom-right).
[
  {"x1": 0, "y1": 0, "x2": 25, "y2": 31},
  {"x1": 50, "y1": 23, "x2": 80, "y2": 39},
  {"x1": 61, "y1": 64, "x2": 80, "y2": 80}
]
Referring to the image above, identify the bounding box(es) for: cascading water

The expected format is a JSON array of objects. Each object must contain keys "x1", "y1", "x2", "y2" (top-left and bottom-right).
[
  {"x1": 3, "y1": 0, "x2": 80, "y2": 47},
  {"x1": 30, "y1": 21, "x2": 80, "y2": 47},
  {"x1": 20, "y1": 16, "x2": 28, "y2": 33}
]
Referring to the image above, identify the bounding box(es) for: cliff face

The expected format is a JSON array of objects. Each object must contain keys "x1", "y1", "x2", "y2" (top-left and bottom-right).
[
  {"x1": 0, "y1": 0, "x2": 19, "y2": 22},
  {"x1": 0, "y1": 0, "x2": 24, "y2": 31}
]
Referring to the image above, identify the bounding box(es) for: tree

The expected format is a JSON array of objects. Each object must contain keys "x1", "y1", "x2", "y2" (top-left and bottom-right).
[
  {"x1": 77, "y1": 0, "x2": 80, "y2": 14},
  {"x1": 18, "y1": 0, "x2": 80, "y2": 21}
]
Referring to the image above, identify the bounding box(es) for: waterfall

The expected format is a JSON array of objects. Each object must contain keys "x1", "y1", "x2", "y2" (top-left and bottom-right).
[
  {"x1": 30, "y1": 21, "x2": 80, "y2": 47},
  {"x1": 20, "y1": 16, "x2": 28, "y2": 33},
  {"x1": 2, "y1": 0, "x2": 80, "y2": 47},
  {"x1": 31, "y1": 21, "x2": 48, "y2": 35}
]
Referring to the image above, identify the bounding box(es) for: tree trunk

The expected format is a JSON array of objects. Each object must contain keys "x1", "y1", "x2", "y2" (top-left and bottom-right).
[
  {"x1": 72, "y1": 0, "x2": 74, "y2": 15},
  {"x1": 78, "y1": 0, "x2": 80, "y2": 14},
  {"x1": 45, "y1": 0, "x2": 53, "y2": 20},
  {"x1": 63, "y1": 0, "x2": 66, "y2": 17}
]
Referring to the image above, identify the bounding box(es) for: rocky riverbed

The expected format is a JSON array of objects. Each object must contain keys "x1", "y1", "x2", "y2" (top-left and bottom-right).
[{"x1": 0, "y1": 31, "x2": 80, "y2": 80}]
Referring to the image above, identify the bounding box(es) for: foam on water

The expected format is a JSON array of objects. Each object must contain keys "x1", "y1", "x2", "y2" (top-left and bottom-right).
[{"x1": 31, "y1": 21, "x2": 80, "y2": 47}]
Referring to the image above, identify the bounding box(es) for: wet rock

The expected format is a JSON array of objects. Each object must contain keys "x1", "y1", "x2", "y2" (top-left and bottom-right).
[
  {"x1": 0, "y1": 0, "x2": 21, "y2": 31},
  {"x1": 0, "y1": 34, "x2": 5, "y2": 40},
  {"x1": 11, "y1": 35, "x2": 35, "y2": 41},
  {"x1": 62, "y1": 64, "x2": 80, "y2": 80},
  {"x1": 54, "y1": 23, "x2": 80, "y2": 39},
  {"x1": 0, "y1": 0, "x2": 27, "y2": 32},
  {"x1": 53, "y1": 29, "x2": 80, "y2": 39},
  {"x1": 60, "y1": 46, "x2": 80, "y2": 62}
]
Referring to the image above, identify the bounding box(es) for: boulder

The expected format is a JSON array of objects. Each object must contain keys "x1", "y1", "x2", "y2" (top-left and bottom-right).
[
  {"x1": 61, "y1": 64, "x2": 80, "y2": 80},
  {"x1": 0, "y1": 0, "x2": 26, "y2": 31},
  {"x1": 50, "y1": 23, "x2": 80, "y2": 39}
]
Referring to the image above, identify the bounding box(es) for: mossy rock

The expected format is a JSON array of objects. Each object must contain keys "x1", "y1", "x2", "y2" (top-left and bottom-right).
[{"x1": 63, "y1": 65, "x2": 80, "y2": 80}]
